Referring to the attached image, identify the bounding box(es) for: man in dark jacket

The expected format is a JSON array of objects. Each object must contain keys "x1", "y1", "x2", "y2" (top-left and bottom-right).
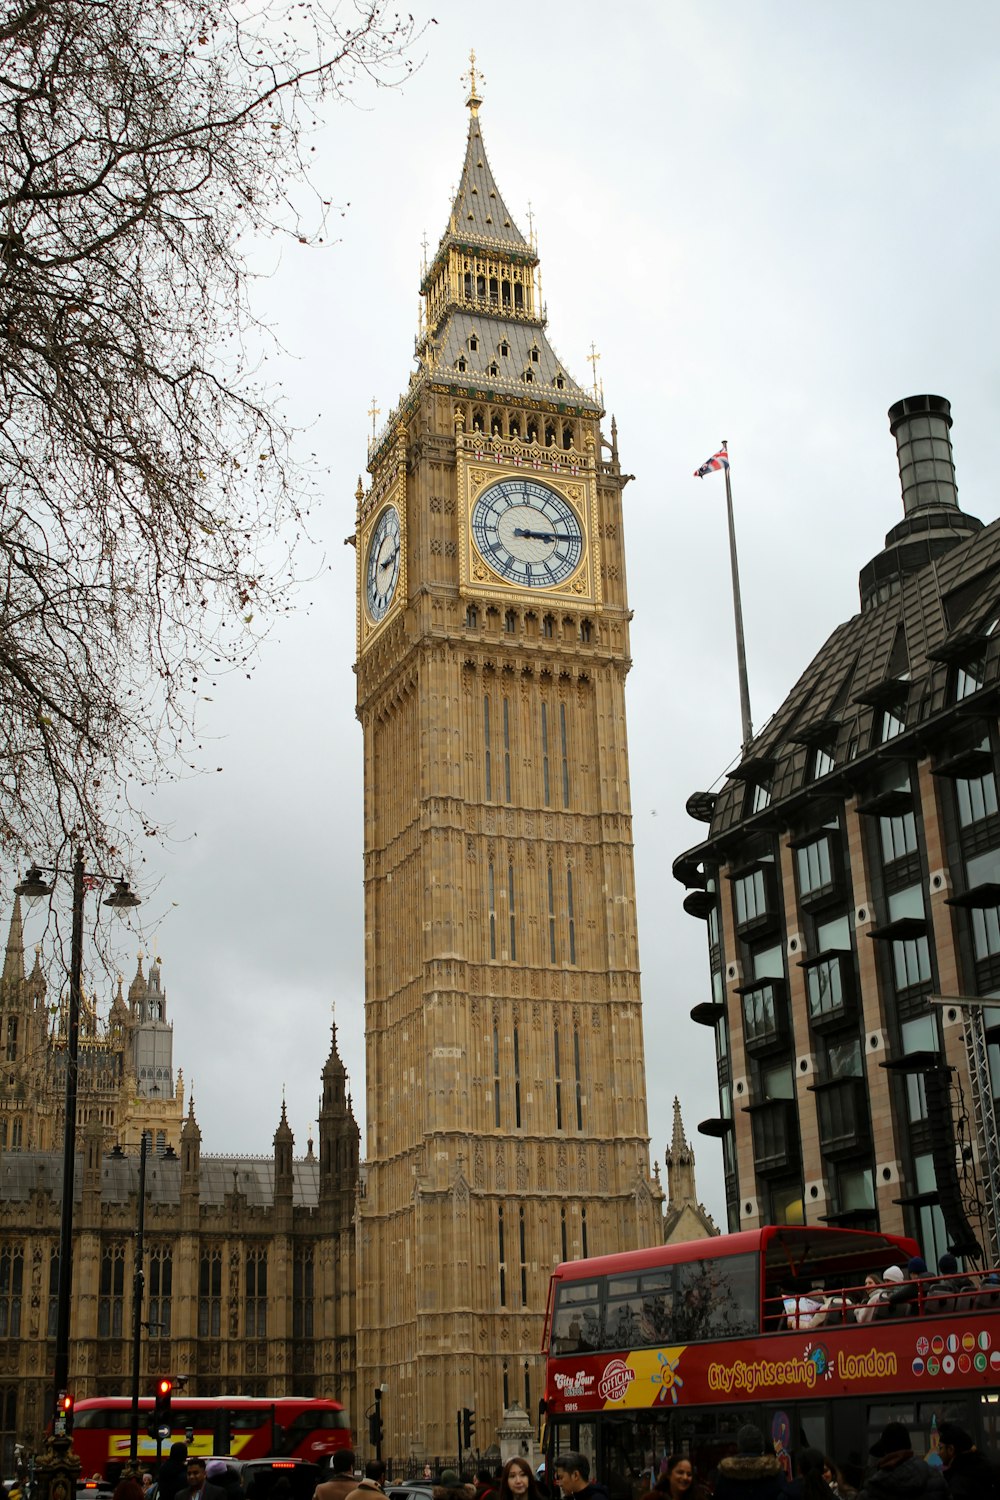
[
  {"x1": 937, "y1": 1421, "x2": 1000, "y2": 1498},
  {"x1": 553, "y1": 1452, "x2": 609, "y2": 1500},
  {"x1": 711, "y1": 1426, "x2": 786, "y2": 1499},
  {"x1": 175, "y1": 1458, "x2": 227, "y2": 1500},
  {"x1": 857, "y1": 1422, "x2": 946, "y2": 1499}
]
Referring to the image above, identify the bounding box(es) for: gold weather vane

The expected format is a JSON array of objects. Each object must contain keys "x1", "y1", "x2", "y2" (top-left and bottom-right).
[
  {"x1": 526, "y1": 201, "x2": 535, "y2": 249},
  {"x1": 463, "y1": 48, "x2": 484, "y2": 114},
  {"x1": 368, "y1": 397, "x2": 381, "y2": 449},
  {"x1": 588, "y1": 342, "x2": 603, "y2": 402},
  {"x1": 420, "y1": 230, "x2": 429, "y2": 276}
]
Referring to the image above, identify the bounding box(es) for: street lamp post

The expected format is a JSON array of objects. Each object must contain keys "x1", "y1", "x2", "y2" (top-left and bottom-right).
[
  {"x1": 15, "y1": 846, "x2": 140, "y2": 1496},
  {"x1": 128, "y1": 1130, "x2": 149, "y2": 1472}
]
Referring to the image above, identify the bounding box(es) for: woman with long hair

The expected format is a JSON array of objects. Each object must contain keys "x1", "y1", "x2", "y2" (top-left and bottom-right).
[
  {"x1": 783, "y1": 1448, "x2": 835, "y2": 1499},
  {"x1": 497, "y1": 1458, "x2": 545, "y2": 1500},
  {"x1": 652, "y1": 1455, "x2": 697, "y2": 1499}
]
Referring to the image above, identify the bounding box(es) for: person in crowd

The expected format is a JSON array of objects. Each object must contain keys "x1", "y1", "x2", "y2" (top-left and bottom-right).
[
  {"x1": 782, "y1": 1448, "x2": 834, "y2": 1499},
  {"x1": 345, "y1": 1463, "x2": 386, "y2": 1500},
  {"x1": 434, "y1": 1473, "x2": 473, "y2": 1500},
  {"x1": 553, "y1": 1452, "x2": 609, "y2": 1500},
  {"x1": 936, "y1": 1420, "x2": 1000, "y2": 1497},
  {"x1": 142, "y1": 1475, "x2": 155, "y2": 1494},
  {"x1": 114, "y1": 1479, "x2": 145, "y2": 1500},
  {"x1": 158, "y1": 1443, "x2": 189, "y2": 1500},
  {"x1": 710, "y1": 1425, "x2": 786, "y2": 1499},
  {"x1": 205, "y1": 1460, "x2": 244, "y2": 1500},
  {"x1": 177, "y1": 1458, "x2": 227, "y2": 1500},
  {"x1": 855, "y1": 1272, "x2": 896, "y2": 1324},
  {"x1": 474, "y1": 1469, "x2": 498, "y2": 1500},
  {"x1": 316, "y1": 1451, "x2": 358, "y2": 1500},
  {"x1": 923, "y1": 1254, "x2": 976, "y2": 1314},
  {"x1": 879, "y1": 1259, "x2": 925, "y2": 1318},
  {"x1": 821, "y1": 1457, "x2": 857, "y2": 1499},
  {"x1": 497, "y1": 1459, "x2": 545, "y2": 1500},
  {"x1": 422, "y1": 1470, "x2": 434, "y2": 1484},
  {"x1": 856, "y1": 1422, "x2": 946, "y2": 1498},
  {"x1": 651, "y1": 1455, "x2": 705, "y2": 1499}
]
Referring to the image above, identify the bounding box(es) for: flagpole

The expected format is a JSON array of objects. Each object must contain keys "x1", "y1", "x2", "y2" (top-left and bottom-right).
[{"x1": 721, "y1": 440, "x2": 754, "y2": 755}]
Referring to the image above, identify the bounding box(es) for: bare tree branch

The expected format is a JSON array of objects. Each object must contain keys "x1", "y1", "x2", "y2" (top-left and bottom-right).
[{"x1": 0, "y1": 0, "x2": 421, "y2": 882}]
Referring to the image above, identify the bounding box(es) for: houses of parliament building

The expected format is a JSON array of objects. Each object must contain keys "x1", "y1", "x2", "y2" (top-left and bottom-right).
[{"x1": 0, "y1": 73, "x2": 713, "y2": 1467}]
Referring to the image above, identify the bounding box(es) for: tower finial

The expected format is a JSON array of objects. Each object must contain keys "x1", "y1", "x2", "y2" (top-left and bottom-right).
[{"x1": 462, "y1": 48, "x2": 483, "y2": 116}]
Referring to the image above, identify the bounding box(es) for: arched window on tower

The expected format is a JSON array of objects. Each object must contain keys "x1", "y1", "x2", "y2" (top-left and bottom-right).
[
  {"x1": 488, "y1": 362, "x2": 499, "y2": 377},
  {"x1": 504, "y1": 609, "x2": 517, "y2": 634},
  {"x1": 489, "y1": 277, "x2": 499, "y2": 305},
  {"x1": 491, "y1": 413, "x2": 503, "y2": 437},
  {"x1": 514, "y1": 281, "x2": 524, "y2": 310},
  {"x1": 469, "y1": 334, "x2": 478, "y2": 352},
  {"x1": 523, "y1": 369, "x2": 534, "y2": 383},
  {"x1": 464, "y1": 271, "x2": 472, "y2": 299},
  {"x1": 500, "y1": 338, "x2": 510, "y2": 357},
  {"x1": 466, "y1": 604, "x2": 479, "y2": 629},
  {"x1": 456, "y1": 356, "x2": 467, "y2": 373},
  {"x1": 526, "y1": 419, "x2": 538, "y2": 443},
  {"x1": 545, "y1": 422, "x2": 556, "y2": 447},
  {"x1": 477, "y1": 273, "x2": 486, "y2": 300},
  {"x1": 501, "y1": 279, "x2": 511, "y2": 307},
  {"x1": 509, "y1": 416, "x2": 520, "y2": 439},
  {"x1": 554, "y1": 373, "x2": 566, "y2": 390},
  {"x1": 562, "y1": 422, "x2": 574, "y2": 451}
]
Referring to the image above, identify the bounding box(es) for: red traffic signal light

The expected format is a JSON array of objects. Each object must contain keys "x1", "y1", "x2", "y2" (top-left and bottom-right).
[
  {"x1": 156, "y1": 1378, "x2": 173, "y2": 1398},
  {"x1": 58, "y1": 1392, "x2": 73, "y2": 1413}
]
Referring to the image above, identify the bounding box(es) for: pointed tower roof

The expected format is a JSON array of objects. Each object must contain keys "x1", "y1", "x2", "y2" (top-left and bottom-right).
[
  {"x1": 2, "y1": 896, "x2": 25, "y2": 987},
  {"x1": 128, "y1": 951, "x2": 146, "y2": 1002},
  {"x1": 441, "y1": 66, "x2": 529, "y2": 256},
  {"x1": 274, "y1": 1097, "x2": 294, "y2": 1143},
  {"x1": 666, "y1": 1096, "x2": 695, "y2": 1167}
]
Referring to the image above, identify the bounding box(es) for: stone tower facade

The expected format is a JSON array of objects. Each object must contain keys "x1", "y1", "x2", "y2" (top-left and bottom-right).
[
  {"x1": 662, "y1": 1099, "x2": 717, "y2": 1245},
  {"x1": 354, "y1": 79, "x2": 662, "y2": 1460}
]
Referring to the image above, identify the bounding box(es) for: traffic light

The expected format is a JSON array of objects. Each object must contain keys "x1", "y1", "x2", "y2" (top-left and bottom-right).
[
  {"x1": 153, "y1": 1376, "x2": 173, "y2": 1431},
  {"x1": 55, "y1": 1391, "x2": 74, "y2": 1434},
  {"x1": 462, "y1": 1407, "x2": 475, "y2": 1449},
  {"x1": 368, "y1": 1409, "x2": 383, "y2": 1447}
]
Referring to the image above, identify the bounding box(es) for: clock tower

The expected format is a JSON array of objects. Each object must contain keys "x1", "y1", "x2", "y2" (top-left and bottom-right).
[{"x1": 355, "y1": 68, "x2": 662, "y2": 1459}]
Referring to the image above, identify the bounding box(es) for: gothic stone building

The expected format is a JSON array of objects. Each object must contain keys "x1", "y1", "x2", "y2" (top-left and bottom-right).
[
  {"x1": 0, "y1": 899, "x2": 360, "y2": 1466},
  {"x1": 354, "y1": 79, "x2": 663, "y2": 1459}
]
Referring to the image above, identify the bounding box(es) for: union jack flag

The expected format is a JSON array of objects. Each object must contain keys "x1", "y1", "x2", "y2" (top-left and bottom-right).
[{"x1": 693, "y1": 448, "x2": 729, "y2": 478}]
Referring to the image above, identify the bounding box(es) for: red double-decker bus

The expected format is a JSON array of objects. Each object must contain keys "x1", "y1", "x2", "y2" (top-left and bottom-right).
[
  {"x1": 70, "y1": 1395, "x2": 351, "y2": 1480},
  {"x1": 542, "y1": 1226, "x2": 1000, "y2": 1491}
]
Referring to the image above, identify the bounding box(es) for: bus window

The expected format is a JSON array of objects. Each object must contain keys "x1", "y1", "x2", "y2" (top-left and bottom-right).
[
  {"x1": 675, "y1": 1253, "x2": 758, "y2": 1341},
  {"x1": 604, "y1": 1271, "x2": 674, "y2": 1349},
  {"x1": 552, "y1": 1280, "x2": 601, "y2": 1352}
]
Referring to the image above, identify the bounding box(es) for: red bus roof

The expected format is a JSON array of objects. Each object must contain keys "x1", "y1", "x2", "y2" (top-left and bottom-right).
[{"x1": 549, "y1": 1225, "x2": 921, "y2": 1281}]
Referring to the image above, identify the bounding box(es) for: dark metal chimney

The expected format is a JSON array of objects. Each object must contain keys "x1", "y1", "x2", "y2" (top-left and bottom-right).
[
  {"x1": 858, "y1": 394, "x2": 981, "y2": 611},
  {"x1": 888, "y1": 393, "x2": 959, "y2": 515}
]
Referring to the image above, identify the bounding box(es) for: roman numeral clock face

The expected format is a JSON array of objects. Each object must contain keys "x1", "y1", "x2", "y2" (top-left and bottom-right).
[
  {"x1": 365, "y1": 504, "x2": 401, "y2": 622},
  {"x1": 471, "y1": 479, "x2": 584, "y2": 588}
]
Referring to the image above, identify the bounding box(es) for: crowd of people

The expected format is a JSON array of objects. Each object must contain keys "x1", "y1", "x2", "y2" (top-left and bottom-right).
[{"x1": 299, "y1": 1429, "x2": 998, "y2": 1500}]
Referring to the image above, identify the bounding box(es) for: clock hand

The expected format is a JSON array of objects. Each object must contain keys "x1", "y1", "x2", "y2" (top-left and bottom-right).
[
  {"x1": 379, "y1": 549, "x2": 398, "y2": 571},
  {"x1": 513, "y1": 527, "x2": 578, "y2": 544}
]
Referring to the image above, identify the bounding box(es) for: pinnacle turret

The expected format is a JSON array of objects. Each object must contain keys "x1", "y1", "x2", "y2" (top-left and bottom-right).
[{"x1": 2, "y1": 896, "x2": 25, "y2": 987}]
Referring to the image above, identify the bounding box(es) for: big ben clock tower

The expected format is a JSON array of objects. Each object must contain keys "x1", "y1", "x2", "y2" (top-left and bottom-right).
[{"x1": 355, "y1": 62, "x2": 662, "y2": 1460}]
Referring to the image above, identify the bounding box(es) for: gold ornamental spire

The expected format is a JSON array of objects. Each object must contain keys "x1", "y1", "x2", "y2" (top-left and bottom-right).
[{"x1": 462, "y1": 48, "x2": 483, "y2": 116}]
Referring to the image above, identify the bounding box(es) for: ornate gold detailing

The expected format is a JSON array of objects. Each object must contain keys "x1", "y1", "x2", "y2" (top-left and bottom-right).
[{"x1": 462, "y1": 49, "x2": 483, "y2": 115}]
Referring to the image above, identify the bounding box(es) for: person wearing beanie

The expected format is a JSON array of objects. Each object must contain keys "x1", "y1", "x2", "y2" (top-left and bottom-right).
[
  {"x1": 880, "y1": 1263, "x2": 919, "y2": 1319},
  {"x1": 711, "y1": 1426, "x2": 786, "y2": 1499},
  {"x1": 856, "y1": 1422, "x2": 946, "y2": 1499},
  {"x1": 937, "y1": 1420, "x2": 1000, "y2": 1498},
  {"x1": 924, "y1": 1254, "x2": 976, "y2": 1314}
]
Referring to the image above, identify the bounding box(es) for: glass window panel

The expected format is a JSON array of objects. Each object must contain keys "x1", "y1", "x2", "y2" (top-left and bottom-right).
[
  {"x1": 751, "y1": 783, "x2": 771, "y2": 813},
  {"x1": 957, "y1": 771, "x2": 998, "y2": 828},
  {"x1": 880, "y1": 811, "x2": 918, "y2": 863},
  {"x1": 735, "y1": 868, "x2": 767, "y2": 925},
  {"x1": 675, "y1": 1253, "x2": 758, "y2": 1340},
  {"x1": 825, "y1": 1037, "x2": 862, "y2": 1078},
  {"x1": 893, "y1": 936, "x2": 931, "y2": 989},
  {"x1": 796, "y1": 837, "x2": 832, "y2": 896},
  {"x1": 880, "y1": 709, "x2": 905, "y2": 742},
  {"x1": 837, "y1": 1167, "x2": 875, "y2": 1211},
  {"x1": 889, "y1": 885, "x2": 925, "y2": 922},
  {"x1": 972, "y1": 906, "x2": 1000, "y2": 960},
  {"x1": 816, "y1": 913, "x2": 852, "y2": 951},
  {"x1": 752, "y1": 944, "x2": 784, "y2": 980},
  {"x1": 967, "y1": 848, "x2": 1000, "y2": 888},
  {"x1": 771, "y1": 1183, "x2": 805, "y2": 1224},
  {"x1": 812, "y1": 747, "x2": 835, "y2": 779},
  {"x1": 807, "y1": 958, "x2": 844, "y2": 1021},
  {"x1": 762, "y1": 1063, "x2": 794, "y2": 1099}
]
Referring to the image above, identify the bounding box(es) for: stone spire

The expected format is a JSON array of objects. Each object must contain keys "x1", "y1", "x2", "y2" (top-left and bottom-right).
[
  {"x1": 663, "y1": 1097, "x2": 717, "y2": 1244},
  {"x1": 2, "y1": 896, "x2": 25, "y2": 987},
  {"x1": 274, "y1": 1098, "x2": 294, "y2": 1201}
]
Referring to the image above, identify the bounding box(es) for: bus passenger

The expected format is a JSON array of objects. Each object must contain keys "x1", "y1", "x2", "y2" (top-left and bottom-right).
[
  {"x1": 710, "y1": 1425, "x2": 786, "y2": 1499},
  {"x1": 878, "y1": 1258, "x2": 924, "y2": 1318},
  {"x1": 854, "y1": 1272, "x2": 892, "y2": 1324},
  {"x1": 923, "y1": 1253, "x2": 975, "y2": 1314},
  {"x1": 856, "y1": 1422, "x2": 946, "y2": 1499}
]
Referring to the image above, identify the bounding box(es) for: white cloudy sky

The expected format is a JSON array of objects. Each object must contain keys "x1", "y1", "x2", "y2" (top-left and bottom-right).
[{"x1": 15, "y1": 1, "x2": 1000, "y2": 1229}]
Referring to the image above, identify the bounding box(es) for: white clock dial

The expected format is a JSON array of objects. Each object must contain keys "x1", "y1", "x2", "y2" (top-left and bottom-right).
[
  {"x1": 365, "y1": 505, "x2": 401, "y2": 622},
  {"x1": 471, "y1": 479, "x2": 583, "y2": 588}
]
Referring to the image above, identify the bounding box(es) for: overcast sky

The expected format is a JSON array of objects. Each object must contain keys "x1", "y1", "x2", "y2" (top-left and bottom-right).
[{"x1": 14, "y1": 1, "x2": 1000, "y2": 1229}]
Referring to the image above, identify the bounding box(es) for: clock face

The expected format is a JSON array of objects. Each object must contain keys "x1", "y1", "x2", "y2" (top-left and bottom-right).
[
  {"x1": 365, "y1": 505, "x2": 401, "y2": 622},
  {"x1": 471, "y1": 479, "x2": 584, "y2": 588}
]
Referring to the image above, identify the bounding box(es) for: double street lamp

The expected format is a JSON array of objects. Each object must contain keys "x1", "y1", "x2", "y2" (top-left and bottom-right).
[{"x1": 15, "y1": 847, "x2": 140, "y2": 1431}]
